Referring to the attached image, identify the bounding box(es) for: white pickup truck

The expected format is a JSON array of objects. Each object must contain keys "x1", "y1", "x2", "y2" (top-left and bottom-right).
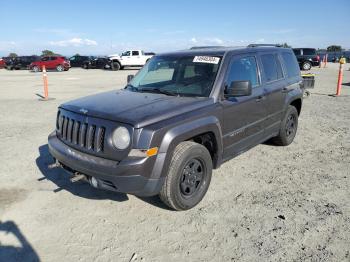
[{"x1": 108, "y1": 50, "x2": 155, "y2": 70}]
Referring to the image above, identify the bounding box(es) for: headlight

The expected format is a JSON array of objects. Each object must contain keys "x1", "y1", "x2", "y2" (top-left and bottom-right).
[{"x1": 112, "y1": 127, "x2": 130, "y2": 150}]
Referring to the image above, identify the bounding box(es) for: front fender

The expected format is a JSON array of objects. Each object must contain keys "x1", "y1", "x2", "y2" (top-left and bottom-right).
[{"x1": 150, "y1": 116, "x2": 223, "y2": 180}]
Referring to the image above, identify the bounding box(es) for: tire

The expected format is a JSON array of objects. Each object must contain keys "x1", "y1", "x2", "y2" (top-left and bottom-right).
[
  {"x1": 83, "y1": 63, "x2": 88, "y2": 69},
  {"x1": 32, "y1": 66, "x2": 40, "y2": 72},
  {"x1": 271, "y1": 105, "x2": 298, "y2": 146},
  {"x1": 56, "y1": 65, "x2": 64, "y2": 72},
  {"x1": 159, "y1": 141, "x2": 212, "y2": 211},
  {"x1": 111, "y1": 61, "x2": 121, "y2": 71},
  {"x1": 302, "y1": 61, "x2": 312, "y2": 71}
]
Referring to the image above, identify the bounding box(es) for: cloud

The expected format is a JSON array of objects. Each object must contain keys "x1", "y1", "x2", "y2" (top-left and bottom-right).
[
  {"x1": 49, "y1": 38, "x2": 98, "y2": 47},
  {"x1": 189, "y1": 37, "x2": 224, "y2": 45}
]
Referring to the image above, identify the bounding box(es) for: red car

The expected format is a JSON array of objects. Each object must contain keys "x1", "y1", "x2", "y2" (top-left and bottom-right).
[
  {"x1": 0, "y1": 58, "x2": 5, "y2": 69},
  {"x1": 29, "y1": 56, "x2": 70, "y2": 72}
]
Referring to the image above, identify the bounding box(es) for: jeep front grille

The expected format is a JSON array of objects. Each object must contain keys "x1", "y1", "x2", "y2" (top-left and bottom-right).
[{"x1": 57, "y1": 114, "x2": 105, "y2": 153}]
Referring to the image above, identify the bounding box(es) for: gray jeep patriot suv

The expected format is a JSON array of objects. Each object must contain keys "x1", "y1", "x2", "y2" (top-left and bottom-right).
[{"x1": 48, "y1": 46, "x2": 303, "y2": 210}]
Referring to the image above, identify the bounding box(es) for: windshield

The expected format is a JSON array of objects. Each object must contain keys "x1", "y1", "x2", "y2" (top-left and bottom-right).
[{"x1": 127, "y1": 55, "x2": 222, "y2": 97}]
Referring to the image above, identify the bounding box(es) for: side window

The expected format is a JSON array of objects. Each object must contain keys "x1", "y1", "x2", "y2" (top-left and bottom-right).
[
  {"x1": 260, "y1": 54, "x2": 283, "y2": 82},
  {"x1": 122, "y1": 51, "x2": 131, "y2": 56},
  {"x1": 70, "y1": 57, "x2": 76, "y2": 61},
  {"x1": 303, "y1": 49, "x2": 316, "y2": 56},
  {"x1": 132, "y1": 51, "x2": 139, "y2": 56},
  {"x1": 281, "y1": 52, "x2": 300, "y2": 77},
  {"x1": 50, "y1": 57, "x2": 57, "y2": 61},
  {"x1": 226, "y1": 56, "x2": 259, "y2": 87},
  {"x1": 41, "y1": 57, "x2": 48, "y2": 61}
]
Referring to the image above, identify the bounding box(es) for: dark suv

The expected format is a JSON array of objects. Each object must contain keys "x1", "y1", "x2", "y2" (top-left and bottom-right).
[
  {"x1": 48, "y1": 46, "x2": 303, "y2": 210},
  {"x1": 82, "y1": 57, "x2": 111, "y2": 69},
  {"x1": 293, "y1": 48, "x2": 320, "y2": 70},
  {"x1": 5, "y1": 56, "x2": 40, "y2": 70},
  {"x1": 68, "y1": 55, "x2": 90, "y2": 67}
]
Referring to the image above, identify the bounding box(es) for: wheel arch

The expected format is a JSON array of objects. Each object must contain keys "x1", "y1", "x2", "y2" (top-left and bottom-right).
[
  {"x1": 290, "y1": 98, "x2": 302, "y2": 115},
  {"x1": 151, "y1": 116, "x2": 223, "y2": 180}
]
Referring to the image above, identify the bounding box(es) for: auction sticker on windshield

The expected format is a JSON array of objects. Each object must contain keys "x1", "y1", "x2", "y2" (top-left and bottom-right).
[{"x1": 193, "y1": 56, "x2": 220, "y2": 64}]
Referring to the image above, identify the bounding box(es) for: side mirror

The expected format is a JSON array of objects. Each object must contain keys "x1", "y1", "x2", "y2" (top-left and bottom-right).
[
  {"x1": 127, "y1": 75, "x2": 134, "y2": 82},
  {"x1": 225, "y1": 80, "x2": 252, "y2": 97}
]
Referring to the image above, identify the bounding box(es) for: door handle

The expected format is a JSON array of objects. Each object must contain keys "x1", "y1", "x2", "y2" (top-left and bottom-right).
[{"x1": 282, "y1": 87, "x2": 289, "y2": 93}]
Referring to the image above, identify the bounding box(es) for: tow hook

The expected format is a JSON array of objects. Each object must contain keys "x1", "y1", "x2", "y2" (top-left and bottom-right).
[
  {"x1": 48, "y1": 159, "x2": 61, "y2": 169},
  {"x1": 70, "y1": 173, "x2": 87, "y2": 183}
]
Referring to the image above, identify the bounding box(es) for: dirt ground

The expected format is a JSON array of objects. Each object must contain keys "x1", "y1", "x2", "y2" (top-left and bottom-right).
[{"x1": 0, "y1": 63, "x2": 349, "y2": 262}]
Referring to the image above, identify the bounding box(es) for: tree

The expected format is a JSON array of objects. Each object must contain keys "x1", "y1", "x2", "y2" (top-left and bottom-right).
[
  {"x1": 327, "y1": 45, "x2": 342, "y2": 52},
  {"x1": 280, "y1": 43, "x2": 292, "y2": 48},
  {"x1": 74, "y1": 53, "x2": 80, "y2": 56},
  {"x1": 8, "y1": 53, "x2": 18, "y2": 57},
  {"x1": 41, "y1": 50, "x2": 56, "y2": 56}
]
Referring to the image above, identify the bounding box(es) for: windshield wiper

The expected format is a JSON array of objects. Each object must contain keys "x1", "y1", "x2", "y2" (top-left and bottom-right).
[
  {"x1": 125, "y1": 83, "x2": 139, "y2": 91},
  {"x1": 139, "y1": 88, "x2": 179, "y2": 96}
]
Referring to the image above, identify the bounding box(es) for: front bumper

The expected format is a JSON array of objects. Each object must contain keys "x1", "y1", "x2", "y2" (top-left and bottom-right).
[{"x1": 48, "y1": 132, "x2": 164, "y2": 196}]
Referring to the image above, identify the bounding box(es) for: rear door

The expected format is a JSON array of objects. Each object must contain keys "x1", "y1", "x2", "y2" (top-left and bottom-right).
[
  {"x1": 221, "y1": 54, "x2": 268, "y2": 160},
  {"x1": 259, "y1": 52, "x2": 287, "y2": 135},
  {"x1": 130, "y1": 50, "x2": 141, "y2": 65}
]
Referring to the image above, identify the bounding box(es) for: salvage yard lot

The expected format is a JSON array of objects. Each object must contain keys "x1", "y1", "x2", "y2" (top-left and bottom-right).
[{"x1": 0, "y1": 65, "x2": 349, "y2": 261}]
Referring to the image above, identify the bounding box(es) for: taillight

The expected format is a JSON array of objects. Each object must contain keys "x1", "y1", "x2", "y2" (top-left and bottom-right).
[{"x1": 316, "y1": 55, "x2": 320, "y2": 61}]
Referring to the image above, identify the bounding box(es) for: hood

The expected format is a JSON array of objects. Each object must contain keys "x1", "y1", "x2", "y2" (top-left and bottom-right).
[
  {"x1": 60, "y1": 90, "x2": 213, "y2": 128},
  {"x1": 108, "y1": 54, "x2": 121, "y2": 59}
]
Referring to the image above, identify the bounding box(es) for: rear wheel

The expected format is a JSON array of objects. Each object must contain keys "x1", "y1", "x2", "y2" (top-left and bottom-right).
[
  {"x1": 56, "y1": 65, "x2": 64, "y2": 72},
  {"x1": 159, "y1": 141, "x2": 212, "y2": 211},
  {"x1": 83, "y1": 63, "x2": 88, "y2": 69},
  {"x1": 302, "y1": 61, "x2": 312, "y2": 70},
  {"x1": 271, "y1": 105, "x2": 298, "y2": 146},
  {"x1": 111, "y1": 61, "x2": 121, "y2": 71}
]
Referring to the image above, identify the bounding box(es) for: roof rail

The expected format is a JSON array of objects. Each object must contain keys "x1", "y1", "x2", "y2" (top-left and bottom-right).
[
  {"x1": 190, "y1": 46, "x2": 225, "y2": 50},
  {"x1": 248, "y1": 44, "x2": 283, "y2": 48}
]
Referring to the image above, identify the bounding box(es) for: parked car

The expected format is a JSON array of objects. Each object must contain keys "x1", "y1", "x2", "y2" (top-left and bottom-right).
[
  {"x1": 29, "y1": 56, "x2": 70, "y2": 72},
  {"x1": 81, "y1": 57, "x2": 111, "y2": 69},
  {"x1": 108, "y1": 50, "x2": 154, "y2": 70},
  {"x1": 0, "y1": 58, "x2": 5, "y2": 69},
  {"x1": 48, "y1": 46, "x2": 303, "y2": 210},
  {"x1": 293, "y1": 48, "x2": 320, "y2": 70},
  {"x1": 5, "y1": 56, "x2": 40, "y2": 70},
  {"x1": 68, "y1": 55, "x2": 90, "y2": 67}
]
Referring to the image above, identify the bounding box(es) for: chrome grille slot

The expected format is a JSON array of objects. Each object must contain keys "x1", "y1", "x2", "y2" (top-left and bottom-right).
[
  {"x1": 67, "y1": 119, "x2": 74, "y2": 142},
  {"x1": 80, "y1": 123, "x2": 88, "y2": 147},
  {"x1": 62, "y1": 117, "x2": 68, "y2": 140},
  {"x1": 95, "y1": 127, "x2": 105, "y2": 152},
  {"x1": 87, "y1": 125, "x2": 96, "y2": 150},
  {"x1": 72, "y1": 121, "x2": 80, "y2": 144}
]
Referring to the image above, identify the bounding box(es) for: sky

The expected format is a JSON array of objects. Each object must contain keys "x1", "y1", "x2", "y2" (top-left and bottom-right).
[{"x1": 0, "y1": 0, "x2": 349, "y2": 56}]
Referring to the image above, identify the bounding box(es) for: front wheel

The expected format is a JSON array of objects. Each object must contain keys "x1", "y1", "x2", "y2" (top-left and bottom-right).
[
  {"x1": 32, "y1": 66, "x2": 40, "y2": 72},
  {"x1": 111, "y1": 61, "x2": 120, "y2": 71},
  {"x1": 271, "y1": 105, "x2": 298, "y2": 146},
  {"x1": 159, "y1": 141, "x2": 212, "y2": 211}
]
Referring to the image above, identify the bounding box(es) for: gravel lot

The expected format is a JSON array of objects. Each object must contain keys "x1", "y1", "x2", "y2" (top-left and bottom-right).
[{"x1": 0, "y1": 64, "x2": 349, "y2": 262}]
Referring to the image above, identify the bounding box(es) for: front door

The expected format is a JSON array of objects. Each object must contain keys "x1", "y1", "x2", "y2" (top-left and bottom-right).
[
  {"x1": 120, "y1": 51, "x2": 132, "y2": 65},
  {"x1": 221, "y1": 54, "x2": 268, "y2": 160}
]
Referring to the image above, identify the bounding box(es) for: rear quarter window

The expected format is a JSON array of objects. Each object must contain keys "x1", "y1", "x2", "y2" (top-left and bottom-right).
[
  {"x1": 260, "y1": 54, "x2": 284, "y2": 82},
  {"x1": 281, "y1": 52, "x2": 300, "y2": 77},
  {"x1": 293, "y1": 49, "x2": 301, "y2": 56}
]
